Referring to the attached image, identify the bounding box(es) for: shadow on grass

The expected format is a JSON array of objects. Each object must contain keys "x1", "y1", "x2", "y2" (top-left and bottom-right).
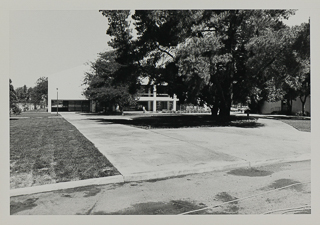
[
  {"x1": 88, "y1": 115, "x2": 264, "y2": 129},
  {"x1": 252, "y1": 115, "x2": 310, "y2": 121}
]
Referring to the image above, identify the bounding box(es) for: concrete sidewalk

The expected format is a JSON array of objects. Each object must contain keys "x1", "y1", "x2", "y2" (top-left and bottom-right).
[{"x1": 60, "y1": 113, "x2": 310, "y2": 182}]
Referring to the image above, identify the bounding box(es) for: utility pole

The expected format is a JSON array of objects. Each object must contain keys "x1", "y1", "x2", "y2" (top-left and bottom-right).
[{"x1": 56, "y1": 88, "x2": 58, "y2": 116}]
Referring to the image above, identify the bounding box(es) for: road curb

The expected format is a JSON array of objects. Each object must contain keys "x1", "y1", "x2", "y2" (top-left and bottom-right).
[
  {"x1": 122, "y1": 161, "x2": 250, "y2": 182},
  {"x1": 122, "y1": 154, "x2": 311, "y2": 182},
  {"x1": 10, "y1": 175, "x2": 124, "y2": 197},
  {"x1": 248, "y1": 153, "x2": 311, "y2": 168},
  {"x1": 10, "y1": 154, "x2": 310, "y2": 197}
]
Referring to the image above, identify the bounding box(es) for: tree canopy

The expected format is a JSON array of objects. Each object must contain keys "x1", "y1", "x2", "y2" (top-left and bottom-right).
[
  {"x1": 256, "y1": 21, "x2": 310, "y2": 114},
  {"x1": 15, "y1": 85, "x2": 31, "y2": 103},
  {"x1": 99, "y1": 10, "x2": 309, "y2": 117}
]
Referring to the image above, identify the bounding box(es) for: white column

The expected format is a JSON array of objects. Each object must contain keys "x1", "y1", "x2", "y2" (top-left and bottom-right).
[
  {"x1": 173, "y1": 94, "x2": 177, "y2": 111},
  {"x1": 148, "y1": 87, "x2": 151, "y2": 110},
  {"x1": 48, "y1": 98, "x2": 51, "y2": 113},
  {"x1": 153, "y1": 85, "x2": 157, "y2": 112},
  {"x1": 48, "y1": 77, "x2": 51, "y2": 112}
]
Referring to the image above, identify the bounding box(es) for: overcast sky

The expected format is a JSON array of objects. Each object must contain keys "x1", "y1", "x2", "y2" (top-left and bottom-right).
[{"x1": 9, "y1": 9, "x2": 310, "y2": 88}]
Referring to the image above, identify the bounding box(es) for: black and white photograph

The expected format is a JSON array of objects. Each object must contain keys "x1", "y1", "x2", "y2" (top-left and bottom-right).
[{"x1": 1, "y1": 0, "x2": 318, "y2": 224}]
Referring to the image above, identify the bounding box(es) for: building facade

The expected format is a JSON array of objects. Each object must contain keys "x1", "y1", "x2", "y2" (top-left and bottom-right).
[
  {"x1": 47, "y1": 65, "x2": 179, "y2": 113},
  {"x1": 136, "y1": 84, "x2": 178, "y2": 112}
]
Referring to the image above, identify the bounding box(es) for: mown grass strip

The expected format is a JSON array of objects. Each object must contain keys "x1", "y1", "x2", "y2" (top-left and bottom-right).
[{"x1": 10, "y1": 112, "x2": 119, "y2": 189}]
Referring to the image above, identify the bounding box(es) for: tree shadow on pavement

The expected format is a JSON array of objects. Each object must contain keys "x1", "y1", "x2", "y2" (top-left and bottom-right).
[{"x1": 87, "y1": 115, "x2": 265, "y2": 129}]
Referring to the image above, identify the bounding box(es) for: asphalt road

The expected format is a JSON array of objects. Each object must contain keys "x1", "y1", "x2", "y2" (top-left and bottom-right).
[{"x1": 10, "y1": 160, "x2": 310, "y2": 215}]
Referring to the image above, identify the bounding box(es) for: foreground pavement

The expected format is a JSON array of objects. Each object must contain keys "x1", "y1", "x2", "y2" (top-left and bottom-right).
[
  {"x1": 59, "y1": 112, "x2": 310, "y2": 183},
  {"x1": 11, "y1": 160, "x2": 310, "y2": 215},
  {"x1": 10, "y1": 113, "x2": 311, "y2": 216}
]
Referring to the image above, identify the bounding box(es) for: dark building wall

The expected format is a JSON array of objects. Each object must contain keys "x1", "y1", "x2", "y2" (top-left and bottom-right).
[{"x1": 51, "y1": 100, "x2": 90, "y2": 112}]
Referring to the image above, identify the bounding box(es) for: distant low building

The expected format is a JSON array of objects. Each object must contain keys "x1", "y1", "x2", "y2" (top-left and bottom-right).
[
  {"x1": 260, "y1": 96, "x2": 310, "y2": 115},
  {"x1": 48, "y1": 65, "x2": 93, "y2": 113},
  {"x1": 47, "y1": 65, "x2": 179, "y2": 113}
]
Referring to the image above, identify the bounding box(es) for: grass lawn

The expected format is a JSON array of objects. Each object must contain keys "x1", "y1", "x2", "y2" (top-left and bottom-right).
[
  {"x1": 10, "y1": 112, "x2": 119, "y2": 189},
  {"x1": 279, "y1": 119, "x2": 311, "y2": 132}
]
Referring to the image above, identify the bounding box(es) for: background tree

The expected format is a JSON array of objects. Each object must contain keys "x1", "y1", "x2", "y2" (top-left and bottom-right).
[
  {"x1": 9, "y1": 79, "x2": 21, "y2": 115},
  {"x1": 15, "y1": 85, "x2": 31, "y2": 103},
  {"x1": 291, "y1": 21, "x2": 310, "y2": 115},
  {"x1": 249, "y1": 21, "x2": 310, "y2": 115},
  {"x1": 10, "y1": 79, "x2": 17, "y2": 108},
  {"x1": 30, "y1": 77, "x2": 48, "y2": 108}
]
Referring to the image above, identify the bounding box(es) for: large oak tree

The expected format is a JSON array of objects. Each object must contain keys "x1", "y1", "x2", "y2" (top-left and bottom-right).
[{"x1": 99, "y1": 10, "x2": 308, "y2": 118}]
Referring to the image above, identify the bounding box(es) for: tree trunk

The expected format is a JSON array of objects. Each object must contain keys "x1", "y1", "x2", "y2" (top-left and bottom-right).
[
  {"x1": 210, "y1": 105, "x2": 219, "y2": 118},
  {"x1": 300, "y1": 95, "x2": 308, "y2": 116},
  {"x1": 286, "y1": 98, "x2": 292, "y2": 115},
  {"x1": 219, "y1": 104, "x2": 231, "y2": 119},
  {"x1": 289, "y1": 99, "x2": 293, "y2": 115},
  {"x1": 219, "y1": 97, "x2": 231, "y2": 121},
  {"x1": 218, "y1": 81, "x2": 232, "y2": 120}
]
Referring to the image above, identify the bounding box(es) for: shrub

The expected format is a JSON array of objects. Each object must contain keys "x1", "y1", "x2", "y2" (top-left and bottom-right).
[
  {"x1": 10, "y1": 105, "x2": 22, "y2": 115},
  {"x1": 295, "y1": 111, "x2": 310, "y2": 116}
]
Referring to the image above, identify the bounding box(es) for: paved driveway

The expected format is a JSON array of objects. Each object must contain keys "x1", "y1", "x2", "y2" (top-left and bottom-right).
[{"x1": 60, "y1": 113, "x2": 310, "y2": 182}]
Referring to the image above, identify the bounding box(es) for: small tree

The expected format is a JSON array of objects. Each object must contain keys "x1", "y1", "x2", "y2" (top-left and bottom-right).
[
  {"x1": 9, "y1": 79, "x2": 21, "y2": 115},
  {"x1": 15, "y1": 85, "x2": 32, "y2": 111},
  {"x1": 15, "y1": 85, "x2": 29, "y2": 102},
  {"x1": 30, "y1": 77, "x2": 48, "y2": 109},
  {"x1": 83, "y1": 51, "x2": 140, "y2": 112}
]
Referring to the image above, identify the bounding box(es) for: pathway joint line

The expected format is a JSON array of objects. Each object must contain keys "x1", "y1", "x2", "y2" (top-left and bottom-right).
[
  {"x1": 262, "y1": 204, "x2": 311, "y2": 215},
  {"x1": 148, "y1": 129, "x2": 249, "y2": 162},
  {"x1": 178, "y1": 181, "x2": 311, "y2": 215}
]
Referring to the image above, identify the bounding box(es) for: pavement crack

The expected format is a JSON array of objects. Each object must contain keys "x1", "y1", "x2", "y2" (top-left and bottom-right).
[
  {"x1": 86, "y1": 202, "x2": 97, "y2": 215},
  {"x1": 84, "y1": 186, "x2": 109, "y2": 215}
]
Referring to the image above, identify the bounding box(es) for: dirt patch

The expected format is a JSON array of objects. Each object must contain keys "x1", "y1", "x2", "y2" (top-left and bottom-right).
[
  {"x1": 61, "y1": 194, "x2": 72, "y2": 198},
  {"x1": 92, "y1": 200, "x2": 205, "y2": 215},
  {"x1": 143, "y1": 175, "x2": 188, "y2": 183},
  {"x1": 83, "y1": 187, "x2": 101, "y2": 197},
  {"x1": 210, "y1": 192, "x2": 240, "y2": 214},
  {"x1": 215, "y1": 192, "x2": 238, "y2": 203},
  {"x1": 55, "y1": 183, "x2": 122, "y2": 195},
  {"x1": 227, "y1": 167, "x2": 273, "y2": 177},
  {"x1": 10, "y1": 198, "x2": 38, "y2": 215},
  {"x1": 54, "y1": 185, "x2": 98, "y2": 194},
  {"x1": 262, "y1": 179, "x2": 304, "y2": 192}
]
